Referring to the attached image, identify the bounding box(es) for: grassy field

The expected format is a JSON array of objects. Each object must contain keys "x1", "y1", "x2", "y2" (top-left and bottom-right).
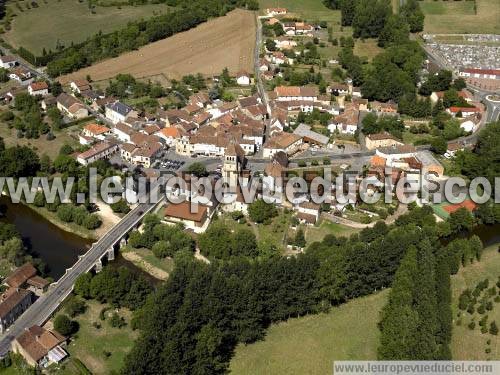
[
  {"x1": 59, "y1": 9, "x2": 256, "y2": 82},
  {"x1": 421, "y1": 0, "x2": 500, "y2": 34},
  {"x1": 3, "y1": 0, "x2": 171, "y2": 54},
  {"x1": 218, "y1": 210, "x2": 293, "y2": 252},
  {"x1": 0, "y1": 120, "x2": 79, "y2": 160},
  {"x1": 305, "y1": 219, "x2": 360, "y2": 244},
  {"x1": 353, "y1": 38, "x2": 383, "y2": 62},
  {"x1": 451, "y1": 244, "x2": 500, "y2": 360},
  {"x1": 62, "y1": 300, "x2": 139, "y2": 374},
  {"x1": 259, "y1": 0, "x2": 340, "y2": 24},
  {"x1": 230, "y1": 289, "x2": 389, "y2": 374}
]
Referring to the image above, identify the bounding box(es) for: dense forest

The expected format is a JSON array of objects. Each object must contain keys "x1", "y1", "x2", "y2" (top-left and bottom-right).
[{"x1": 35, "y1": 0, "x2": 258, "y2": 76}]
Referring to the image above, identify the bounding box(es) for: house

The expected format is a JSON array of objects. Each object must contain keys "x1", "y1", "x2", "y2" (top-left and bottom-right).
[
  {"x1": 262, "y1": 132, "x2": 303, "y2": 158},
  {"x1": 329, "y1": 83, "x2": 349, "y2": 96},
  {"x1": 113, "y1": 122, "x2": 135, "y2": 143},
  {"x1": 262, "y1": 152, "x2": 288, "y2": 204},
  {"x1": 56, "y1": 93, "x2": 88, "y2": 119},
  {"x1": 295, "y1": 201, "x2": 320, "y2": 224},
  {"x1": 274, "y1": 86, "x2": 318, "y2": 102},
  {"x1": 82, "y1": 123, "x2": 110, "y2": 139},
  {"x1": 9, "y1": 67, "x2": 33, "y2": 85},
  {"x1": 293, "y1": 124, "x2": 329, "y2": 147},
  {"x1": 28, "y1": 82, "x2": 49, "y2": 97},
  {"x1": 274, "y1": 38, "x2": 297, "y2": 50},
  {"x1": 430, "y1": 90, "x2": 471, "y2": 104},
  {"x1": 4, "y1": 264, "x2": 37, "y2": 289},
  {"x1": 328, "y1": 109, "x2": 359, "y2": 135},
  {"x1": 258, "y1": 58, "x2": 271, "y2": 72},
  {"x1": 70, "y1": 79, "x2": 91, "y2": 94},
  {"x1": 121, "y1": 134, "x2": 163, "y2": 168},
  {"x1": 446, "y1": 106, "x2": 481, "y2": 118},
  {"x1": 365, "y1": 132, "x2": 404, "y2": 150},
  {"x1": 458, "y1": 68, "x2": 500, "y2": 80},
  {"x1": 40, "y1": 95, "x2": 57, "y2": 111},
  {"x1": 76, "y1": 141, "x2": 118, "y2": 165},
  {"x1": 371, "y1": 101, "x2": 398, "y2": 115},
  {"x1": 164, "y1": 201, "x2": 211, "y2": 233},
  {"x1": 156, "y1": 127, "x2": 183, "y2": 147},
  {"x1": 0, "y1": 288, "x2": 33, "y2": 333},
  {"x1": 351, "y1": 87, "x2": 362, "y2": 98},
  {"x1": 13, "y1": 325, "x2": 67, "y2": 368},
  {"x1": 446, "y1": 142, "x2": 465, "y2": 157},
  {"x1": 265, "y1": 7, "x2": 287, "y2": 16},
  {"x1": 236, "y1": 71, "x2": 251, "y2": 86},
  {"x1": 105, "y1": 101, "x2": 135, "y2": 124},
  {"x1": 0, "y1": 55, "x2": 17, "y2": 69}
]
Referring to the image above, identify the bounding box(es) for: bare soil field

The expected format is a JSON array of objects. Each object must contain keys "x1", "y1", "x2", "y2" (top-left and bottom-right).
[{"x1": 59, "y1": 9, "x2": 256, "y2": 84}]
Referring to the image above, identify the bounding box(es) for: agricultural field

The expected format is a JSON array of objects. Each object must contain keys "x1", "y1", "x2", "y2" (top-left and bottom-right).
[
  {"x1": 230, "y1": 289, "x2": 389, "y2": 374},
  {"x1": 421, "y1": 0, "x2": 500, "y2": 34},
  {"x1": 451, "y1": 245, "x2": 500, "y2": 360},
  {"x1": 2, "y1": 0, "x2": 171, "y2": 55},
  {"x1": 58, "y1": 9, "x2": 256, "y2": 83},
  {"x1": 259, "y1": 0, "x2": 340, "y2": 25}
]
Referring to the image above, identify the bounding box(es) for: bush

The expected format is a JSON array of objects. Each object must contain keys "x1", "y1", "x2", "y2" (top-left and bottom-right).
[
  {"x1": 57, "y1": 205, "x2": 74, "y2": 222},
  {"x1": 490, "y1": 321, "x2": 498, "y2": 335},
  {"x1": 54, "y1": 314, "x2": 77, "y2": 336},
  {"x1": 152, "y1": 240, "x2": 172, "y2": 259},
  {"x1": 109, "y1": 312, "x2": 126, "y2": 328},
  {"x1": 468, "y1": 321, "x2": 475, "y2": 330},
  {"x1": 110, "y1": 200, "x2": 130, "y2": 214},
  {"x1": 84, "y1": 214, "x2": 102, "y2": 229}
]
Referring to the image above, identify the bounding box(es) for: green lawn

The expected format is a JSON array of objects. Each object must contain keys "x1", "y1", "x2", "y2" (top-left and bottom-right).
[
  {"x1": 121, "y1": 246, "x2": 174, "y2": 280},
  {"x1": 0, "y1": 119, "x2": 80, "y2": 160},
  {"x1": 61, "y1": 300, "x2": 138, "y2": 374},
  {"x1": 305, "y1": 219, "x2": 360, "y2": 244},
  {"x1": 451, "y1": 244, "x2": 500, "y2": 360},
  {"x1": 230, "y1": 289, "x2": 389, "y2": 374},
  {"x1": 3, "y1": 0, "x2": 172, "y2": 54},
  {"x1": 219, "y1": 210, "x2": 293, "y2": 252},
  {"x1": 421, "y1": 0, "x2": 500, "y2": 34}
]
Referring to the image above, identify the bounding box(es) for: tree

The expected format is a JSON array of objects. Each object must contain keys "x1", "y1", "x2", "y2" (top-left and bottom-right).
[
  {"x1": 152, "y1": 240, "x2": 173, "y2": 258},
  {"x1": 231, "y1": 229, "x2": 258, "y2": 257},
  {"x1": 248, "y1": 199, "x2": 278, "y2": 224},
  {"x1": 54, "y1": 314, "x2": 77, "y2": 336},
  {"x1": 352, "y1": 0, "x2": 391, "y2": 39},
  {"x1": 198, "y1": 223, "x2": 233, "y2": 259},
  {"x1": 430, "y1": 138, "x2": 447, "y2": 155},
  {"x1": 187, "y1": 162, "x2": 208, "y2": 177},
  {"x1": 84, "y1": 214, "x2": 102, "y2": 229},
  {"x1": 57, "y1": 205, "x2": 74, "y2": 223},
  {"x1": 448, "y1": 208, "x2": 474, "y2": 234},
  {"x1": 490, "y1": 321, "x2": 498, "y2": 335},
  {"x1": 400, "y1": 0, "x2": 424, "y2": 33},
  {"x1": 74, "y1": 273, "x2": 92, "y2": 298},
  {"x1": 378, "y1": 14, "x2": 409, "y2": 48},
  {"x1": 294, "y1": 228, "x2": 306, "y2": 248},
  {"x1": 110, "y1": 200, "x2": 130, "y2": 214},
  {"x1": 65, "y1": 296, "x2": 87, "y2": 317}
]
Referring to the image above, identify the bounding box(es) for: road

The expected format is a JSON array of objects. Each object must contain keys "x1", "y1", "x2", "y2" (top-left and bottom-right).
[{"x1": 0, "y1": 198, "x2": 160, "y2": 356}]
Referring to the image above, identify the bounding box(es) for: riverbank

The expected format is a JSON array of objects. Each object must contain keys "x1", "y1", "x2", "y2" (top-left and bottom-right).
[
  {"x1": 27, "y1": 204, "x2": 97, "y2": 240},
  {"x1": 120, "y1": 246, "x2": 173, "y2": 280}
]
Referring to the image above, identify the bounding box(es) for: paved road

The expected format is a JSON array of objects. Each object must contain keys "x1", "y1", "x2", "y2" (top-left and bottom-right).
[{"x1": 0, "y1": 198, "x2": 160, "y2": 356}]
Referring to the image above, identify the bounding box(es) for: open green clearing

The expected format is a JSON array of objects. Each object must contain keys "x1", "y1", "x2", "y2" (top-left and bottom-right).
[
  {"x1": 230, "y1": 289, "x2": 389, "y2": 374},
  {"x1": 421, "y1": 0, "x2": 500, "y2": 34},
  {"x1": 61, "y1": 300, "x2": 138, "y2": 374},
  {"x1": 305, "y1": 219, "x2": 360, "y2": 244},
  {"x1": 259, "y1": 0, "x2": 340, "y2": 24},
  {"x1": 451, "y1": 244, "x2": 500, "y2": 360},
  {"x1": 0, "y1": 120, "x2": 79, "y2": 160},
  {"x1": 3, "y1": 0, "x2": 171, "y2": 54}
]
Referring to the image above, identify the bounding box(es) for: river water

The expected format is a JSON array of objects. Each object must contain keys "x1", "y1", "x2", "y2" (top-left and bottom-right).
[{"x1": 0, "y1": 197, "x2": 158, "y2": 282}]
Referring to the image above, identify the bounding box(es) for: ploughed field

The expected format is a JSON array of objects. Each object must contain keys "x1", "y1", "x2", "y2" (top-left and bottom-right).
[{"x1": 58, "y1": 9, "x2": 256, "y2": 83}]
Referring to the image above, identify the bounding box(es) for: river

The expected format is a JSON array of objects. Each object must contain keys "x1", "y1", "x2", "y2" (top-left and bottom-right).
[{"x1": 0, "y1": 197, "x2": 158, "y2": 283}]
